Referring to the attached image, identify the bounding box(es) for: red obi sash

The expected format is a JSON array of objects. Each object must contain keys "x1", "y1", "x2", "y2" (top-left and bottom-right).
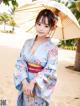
[{"x1": 27, "y1": 63, "x2": 43, "y2": 73}]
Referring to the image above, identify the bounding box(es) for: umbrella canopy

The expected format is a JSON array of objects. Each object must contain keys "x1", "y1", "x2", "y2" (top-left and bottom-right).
[{"x1": 14, "y1": 1, "x2": 80, "y2": 40}]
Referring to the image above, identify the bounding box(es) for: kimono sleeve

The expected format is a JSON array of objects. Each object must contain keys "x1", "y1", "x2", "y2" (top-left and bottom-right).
[
  {"x1": 13, "y1": 40, "x2": 29, "y2": 91},
  {"x1": 35, "y1": 45, "x2": 58, "y2": 101}
]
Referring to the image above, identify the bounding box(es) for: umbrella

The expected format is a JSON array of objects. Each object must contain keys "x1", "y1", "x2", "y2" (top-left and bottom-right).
[{"x1": 14, "y1": 1, "x2": 80, "y2": 40}]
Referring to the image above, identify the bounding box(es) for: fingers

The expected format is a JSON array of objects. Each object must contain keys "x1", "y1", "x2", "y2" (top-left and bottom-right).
[
  {"x1": 29, "y1": 81, "x2": 35, "y2": 90},
  {"x1": 23, "y1": 88, "x2": 31, "y2": 96},
  {"x1": 22, "y1": 81, "x2": 35, "y2": 97},
  {"x1": 23, "y1": 88, "x2": 34, "y2": 97},
  {"x1": 22, "y1": 83, "x2": 30, "y2": 96}
]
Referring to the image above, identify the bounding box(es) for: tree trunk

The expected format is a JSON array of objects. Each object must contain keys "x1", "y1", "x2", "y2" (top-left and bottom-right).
[
  {"x1": 12, "y1": 26, "x2": 14, "y2": 32},
  {"x1": 74, "y1": 39, "x2": 80, "y2": 71},
  {"x1": 3, "y1": 22, "x2": 6, "y2": 31}
]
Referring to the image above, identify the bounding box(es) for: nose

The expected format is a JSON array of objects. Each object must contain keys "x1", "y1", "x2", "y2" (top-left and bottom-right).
[{"x1": 39, "y1": 25, "x2": 44, "y2": 31}]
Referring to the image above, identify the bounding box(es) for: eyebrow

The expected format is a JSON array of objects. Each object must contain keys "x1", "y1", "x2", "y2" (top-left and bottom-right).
[
  {"x1": 44, "y1": 23, "x2": 49, "y2": 25},
  {"x1": 37, "y1": 22, "x2": 49, "y2": 25}
]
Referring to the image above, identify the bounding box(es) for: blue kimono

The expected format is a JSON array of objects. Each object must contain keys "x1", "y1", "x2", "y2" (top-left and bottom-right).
[{"x1": 13, "y1": 38, "x2": 58, "y2": 106}]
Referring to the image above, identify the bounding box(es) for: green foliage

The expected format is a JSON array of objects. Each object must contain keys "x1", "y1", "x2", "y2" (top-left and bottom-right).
[
  {"x1": 59, "y1": 39, "x2": 77, "y2": 50},
  {"x1": 3, "y1": 0, "x2": 18, "y2": 7},
  {"x1": 61, "y1": 45, "x2": 77, "y2": 50},
  {"x1": 66, "y1": 0, "x2": 80, "y2": 24},
  {"x1": 60, "y1": 39, "x2": 76, "y2": 46},
  {"x1": 8, "y1": 19, "x2": 16, "y2": 26},
  {"x1": 8, "y1": 19, "x2": 16, "y2": 32},
  {"x1": 0, "y1": 12, "x2": 16, "y2": 32},
  {"x1": 0, "y1": 12, "x2": 12, "y2": 24},
  {"x1": 2, "y1": 0, "x2": 18, "y2": 14},
  {"x1": 0, "y1": 0, "x2": 18, "y2": 32}
]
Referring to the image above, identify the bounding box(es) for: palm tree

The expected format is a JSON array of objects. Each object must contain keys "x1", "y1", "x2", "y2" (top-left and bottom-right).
[
  {"x1": 68, "y1": 0, "x2": 80, "y2": 24},
  {"x1": 0, "y1": 0, "x2": 18, "y2": 14},
  {"x1": 74, "y1": 38, "x2": 80, "y2": 71},
  {"x1": 0, "y1": 12, "x2": 11, "y2": 31},
  {"x1": 9, "y1": 19, "x2": 16, "y2": 32},
  {"x1": 66, "y1": 0, "x2": 80, "y2": 71},
  {"x1": 54, "y1": 0, "x2": 80, "y2": 71},
  {"x1": 0, "y1": 0, "x2": 18, "y2": 32}
]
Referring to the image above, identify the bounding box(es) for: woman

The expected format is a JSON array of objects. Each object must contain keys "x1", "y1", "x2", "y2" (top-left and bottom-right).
[{"x1": 14, "y1": 9, "x2": 58, "y2": 106}]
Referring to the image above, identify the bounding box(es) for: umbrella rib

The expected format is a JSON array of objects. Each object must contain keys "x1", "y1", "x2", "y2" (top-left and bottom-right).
[
  {"x1": 21, "y1": 17, "x2": 36, "y2": 23},
  {"x1": 26, "y1": 25, "x2": 34, "y2": 32},
  {"x1": 16, "y1": 5, "x2": 44, "y2": 12},
  {"x1": 61, "y1": 19, "x2": 64, "y2": 39},
  {"x1": 15, "y1": 1, "x2": 80, "y2": 39}
]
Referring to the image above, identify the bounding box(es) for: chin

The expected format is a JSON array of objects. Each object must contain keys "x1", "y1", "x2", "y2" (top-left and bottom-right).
[
  {"x1": 37, "y1": 33, "x2": 45, "y2": 37},
  {"x1": 38, "y1": 35, "x2": 46, "y2": 38}
]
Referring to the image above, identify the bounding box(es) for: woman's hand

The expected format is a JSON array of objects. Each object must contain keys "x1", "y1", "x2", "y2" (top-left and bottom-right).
[
  {"x1": 29, "y1": 80, "x2": 35, "y2": 91},
  {"x1": 29, "y1": 79, "x2": 35, "y2": 96},
  {"x1": 22, "y1": 79, "x2": 31, "y2": 97}
]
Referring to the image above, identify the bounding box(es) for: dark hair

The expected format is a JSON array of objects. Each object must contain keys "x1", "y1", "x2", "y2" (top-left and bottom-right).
[{"x1": 35, "y1": 9, "x2": 58, "y2": 29}]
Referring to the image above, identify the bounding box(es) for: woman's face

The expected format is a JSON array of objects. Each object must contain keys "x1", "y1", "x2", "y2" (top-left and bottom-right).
[{"x1": 35, "y1": 17, "x2": 51, "y2": 37}]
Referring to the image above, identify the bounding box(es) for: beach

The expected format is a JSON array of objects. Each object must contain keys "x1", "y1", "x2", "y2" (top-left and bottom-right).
[{"x1": 0, "y1": 33, "x2": 80, "y2": 106}]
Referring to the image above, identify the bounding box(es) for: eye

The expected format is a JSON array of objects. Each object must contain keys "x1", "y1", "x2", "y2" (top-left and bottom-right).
[
  {"x1": 45, "y1": 25, "x2": 49, "y2": 28},
  {"x1": 38, "y1": 23, "x2": 41, "y2": 26},
  {"x1": 37, "y1": 23, "x2": 41, "y2": 26}
]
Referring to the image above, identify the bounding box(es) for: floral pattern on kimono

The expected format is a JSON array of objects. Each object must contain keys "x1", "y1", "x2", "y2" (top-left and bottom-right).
[{"x1": 13, "y1": 38, "x2": 58, "y2": 106}]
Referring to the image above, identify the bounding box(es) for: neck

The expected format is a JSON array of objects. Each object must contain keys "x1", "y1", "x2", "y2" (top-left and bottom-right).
[{"x1": 35, "y1": 35, "x2": 50, "y2": 42}]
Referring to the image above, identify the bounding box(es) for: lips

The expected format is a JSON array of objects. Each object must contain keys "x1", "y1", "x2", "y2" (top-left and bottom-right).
[{"x1": 38, "y1": 31, "x2": 44, "y2": 34}]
